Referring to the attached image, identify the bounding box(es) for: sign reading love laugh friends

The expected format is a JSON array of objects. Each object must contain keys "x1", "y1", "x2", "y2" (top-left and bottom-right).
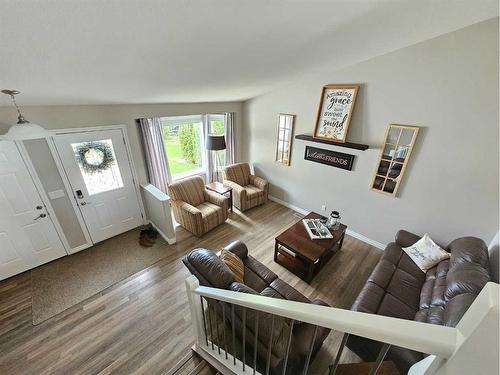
[{"x1": 314, "y1": 85, "x2": 359, "y2": 143}]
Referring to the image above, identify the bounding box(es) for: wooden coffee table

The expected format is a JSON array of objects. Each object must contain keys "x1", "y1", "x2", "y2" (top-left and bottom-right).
[
  {"x1": 205, "y1": 182, "x2": 233, "y2": 212},
  {"x1": 274, "y1": 212, "x2": 347, "y2": 283}
]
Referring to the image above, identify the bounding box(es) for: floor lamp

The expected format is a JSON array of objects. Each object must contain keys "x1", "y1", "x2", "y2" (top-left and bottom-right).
[{"x1": 205, "y1": 135, "x2": 226, "y2": 183}]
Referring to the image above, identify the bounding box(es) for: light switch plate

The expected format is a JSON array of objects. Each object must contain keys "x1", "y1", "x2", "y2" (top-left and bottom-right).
[{"x1": 48, "y1": 189, "x2": 65, "y2": 200}]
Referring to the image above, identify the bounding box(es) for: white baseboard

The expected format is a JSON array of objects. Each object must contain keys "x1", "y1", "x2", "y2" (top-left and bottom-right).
[
  {"x1": 148, "y1": 220, "x2": 176, "y2": 245},
  {"x1": 268, "y1": 195, "x2": 309, "y2": 216},
  {"x1": 67, "y1": 243, "x2": 92, "y2": 254},
  {"x1": 268, "y1": 195, "x2": 386, "y2": 250},
  {"x1": 345, "y1": 228, "x2": 385, "y2": 250}
]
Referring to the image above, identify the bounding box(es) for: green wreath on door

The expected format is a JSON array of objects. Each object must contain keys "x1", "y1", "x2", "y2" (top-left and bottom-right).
[{"x1": 74, "y1": 141, "x2": 115, "y2": 174}]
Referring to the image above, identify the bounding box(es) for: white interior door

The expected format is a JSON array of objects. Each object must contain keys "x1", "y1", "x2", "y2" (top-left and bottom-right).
[
  {"x1": 54, "y1": 129, "x2": 143, "y2": 243},
  {"x1": 0, "y1": 141, "x2": 66, "y2": 281}
]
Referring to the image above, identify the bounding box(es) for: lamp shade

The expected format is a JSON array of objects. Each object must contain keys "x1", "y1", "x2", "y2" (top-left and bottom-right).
[
  {"x1": 205, "y1": 135, "x2": 226, "y2": 151},
  {"x1": 3, "y1": 122, "x2": 51, "y2": 141}
]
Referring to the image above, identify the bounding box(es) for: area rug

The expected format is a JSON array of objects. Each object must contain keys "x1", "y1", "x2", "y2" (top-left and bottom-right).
[{"x1": 31, "y1": 228, "x2": 169, "y2": 325}]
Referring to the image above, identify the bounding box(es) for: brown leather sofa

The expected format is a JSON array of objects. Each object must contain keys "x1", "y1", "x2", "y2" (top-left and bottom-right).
[
  {"x1": 183, "y1": 240, "x2": 330, "y2": 374},
  {"x1": 347, "y1": 230, "x2": 491, "y2": 373}
]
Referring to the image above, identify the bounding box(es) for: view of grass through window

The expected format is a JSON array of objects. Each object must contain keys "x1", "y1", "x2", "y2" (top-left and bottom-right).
[
  {"x1": 161, "y1": 115, "x2": 226, "y2": 177},
  {"x1": 162, "y1": 119, "x2": 203, "y2": 176}
]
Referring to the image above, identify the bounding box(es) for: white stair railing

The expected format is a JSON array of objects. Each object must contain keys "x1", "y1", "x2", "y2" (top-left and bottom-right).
[{"x1": 185, "y1": 276, "x2": 499, "y2": 375}]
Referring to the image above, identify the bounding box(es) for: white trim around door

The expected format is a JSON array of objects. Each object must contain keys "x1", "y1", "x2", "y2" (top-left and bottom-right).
[
  {"x1": 0, "y1": 140, "x2": 68, "y2": 280},
  {"x1": 50, "y1": 125, "x2": 146, "y2": 249},
  {"x1": 16, "y1": 141, "x2": 74, "y2": 253}
]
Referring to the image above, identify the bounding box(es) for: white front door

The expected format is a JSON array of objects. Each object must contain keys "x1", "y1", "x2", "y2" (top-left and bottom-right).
[
  {"x1": 0, "y1": 141, "x2": 66, "y2": 280},
  {"x1": 54, "y1": 129, "x2": 143, "y2": 243}
]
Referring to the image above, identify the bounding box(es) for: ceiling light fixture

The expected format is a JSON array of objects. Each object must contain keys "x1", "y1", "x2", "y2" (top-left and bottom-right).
[{"x1": 1, "y1": 89, "x2": 50, "y2": 140}]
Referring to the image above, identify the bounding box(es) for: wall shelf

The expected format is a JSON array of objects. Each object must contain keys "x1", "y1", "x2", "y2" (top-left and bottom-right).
[{"x1": 294, "y1": 134, "x2": 369, "y2": 151}]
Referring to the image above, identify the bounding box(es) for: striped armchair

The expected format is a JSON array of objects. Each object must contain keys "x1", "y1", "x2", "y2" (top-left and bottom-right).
[
  {"x1": 222, "y1": 163, "x2": 269, "y2": 212},
  {"x1": 168, "y1": 176, "x2": 228, "y2": 237}
]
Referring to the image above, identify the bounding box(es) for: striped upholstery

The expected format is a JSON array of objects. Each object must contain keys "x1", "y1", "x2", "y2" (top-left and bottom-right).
[
  {"x1": 168, "y1": 176, "x2": 228, "y2": 237},
  {"x1": 223, "y1": 163, "x2": 269, "y2": 211},
  {"x1": 220, "y1": 249, "x2": 244, "y2": 283},
  {"x1": 197, "y1": 202, "x2": 226, "y2": 233},
  {"x1": 223, "y1": 162, "x2": 250, "y2": 187},
  {"x1": 171, "y1": 201, "x2": 204, "y2": 237},
  {"x1": 168, "y1": 176, "x2": 205, "y2": 206}
]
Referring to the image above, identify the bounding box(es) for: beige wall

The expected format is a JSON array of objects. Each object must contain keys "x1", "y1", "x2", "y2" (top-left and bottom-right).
[
  {"x1": 242, "y1": 19, "x2": 499, "y2": 246},
  {"x1": 0, "y1": 102, "x2": 243, "y2": 185}
]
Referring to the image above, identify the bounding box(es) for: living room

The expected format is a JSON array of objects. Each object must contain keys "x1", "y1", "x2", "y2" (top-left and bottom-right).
[{"x1": 0, "y1": 1, "x2": 498, "y2": 375}]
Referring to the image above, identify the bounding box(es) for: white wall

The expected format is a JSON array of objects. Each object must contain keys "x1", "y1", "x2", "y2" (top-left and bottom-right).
[
  {"x1": 0, "y1": 102, "x2": 243, "y2": 185},
  {"x1": 242, "y1": 19, "x2": 499, "y2": 246}
]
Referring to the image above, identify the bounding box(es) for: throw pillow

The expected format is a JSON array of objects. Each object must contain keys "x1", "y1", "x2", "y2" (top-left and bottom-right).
[
  {"x1": 402, "y1": 233, "x2": 450, "y2": 273},
  {"x1": 220, "y1": 250, "x2": 244, "y2": 283}
]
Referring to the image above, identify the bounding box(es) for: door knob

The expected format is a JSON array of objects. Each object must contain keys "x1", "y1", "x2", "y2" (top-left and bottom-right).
[
  {"x1": 34, "y1": 213, "x2": 47, "y2": 221},
  {"x1": 80, "y1": 201, "x2": 91, "y2": 206},
  {"x1": 36, "y1": 205, "x2": 43, "y2": 210}
]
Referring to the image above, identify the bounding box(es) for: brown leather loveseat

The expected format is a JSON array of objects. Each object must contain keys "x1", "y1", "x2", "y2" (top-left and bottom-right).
[
  {"x1": 346, "y1": 230, "x2": 492, "y2": 374},
  {"x1": 183, "y1": 240, "x2": 330, "y2": 374}
]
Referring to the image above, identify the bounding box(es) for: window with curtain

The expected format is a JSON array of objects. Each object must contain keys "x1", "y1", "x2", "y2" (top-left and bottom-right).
[{"x1": 160, "y1": 113, "x2": 229, "y2": 181}]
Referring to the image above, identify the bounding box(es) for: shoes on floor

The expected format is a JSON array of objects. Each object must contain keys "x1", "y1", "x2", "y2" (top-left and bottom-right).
[{"x1": 139, "y1": 225, "x2": 158, "y2": 247}]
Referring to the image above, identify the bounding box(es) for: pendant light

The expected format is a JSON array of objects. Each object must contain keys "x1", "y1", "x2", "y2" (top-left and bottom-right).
[{"x1": 1, "y1": 89, "x2": 51, "y2": 140}]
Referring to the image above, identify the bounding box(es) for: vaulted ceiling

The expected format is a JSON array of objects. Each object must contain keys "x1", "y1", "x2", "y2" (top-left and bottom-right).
[{"x1": 0, "y1": 0, "x2": 497, "y2": 106}]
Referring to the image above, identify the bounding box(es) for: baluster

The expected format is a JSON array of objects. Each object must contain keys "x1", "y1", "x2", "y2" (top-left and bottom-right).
[
  {"x1": 368, "y1": 343, "x2": 391, "y2": 375},
  {"x1": 265, "y1": 315, "x2": 275, "y2": 375},
  {"x1": 302, "y1": 325, "x2": 318, "y2": 375},
  {"x1": 206, "y1": 298, "x2": 215, "y2": 350},
  {"x1": 329, "y1": 333, "x2": 349, "y2": 375},
  {"x1": 281, "y1": 319, "x2": 295, "y2": 375},
  {"x1": 232, "y1": 304, "x2": 237, "y2": 366},
  {"x1": 215, "y1": 303, "x2": 221, "y2": 355},
  {"x1": 222, "y1": 305, "x2": 228, "y2": 360},
  {"x1": 253, "y1": 312, "x2": 259, "y2": 375},
  {"x1": 200, "y1": 296, "x2": 209, "y2": 347},
  {"x1": 242, "y1": 308, "x2": 246, "y2": 371}
]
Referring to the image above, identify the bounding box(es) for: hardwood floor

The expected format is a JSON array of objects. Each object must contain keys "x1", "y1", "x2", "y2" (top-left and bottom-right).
[{"x1": 0, "y1": 201, "x2": 381, "y2": 374}]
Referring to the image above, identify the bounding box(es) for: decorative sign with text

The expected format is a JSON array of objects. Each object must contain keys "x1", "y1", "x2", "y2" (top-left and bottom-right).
[
  {"x1": 313, "y1": 85, "x2": 359, "y2": 143},
  {"x1": 304, "y1": 146, "x2": 354, "y2": 171}
]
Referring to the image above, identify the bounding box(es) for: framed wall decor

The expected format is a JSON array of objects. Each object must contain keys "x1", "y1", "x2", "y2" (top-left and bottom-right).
[
  {"x1": 313, "y1": 85, "x2": 359, "y2": 143},
  {"x1": 371, "y1": 124, "x2": 419, "y2": 196},
  {"x1": 275, "y1": 113, "x2": 295, "y2": 166}
]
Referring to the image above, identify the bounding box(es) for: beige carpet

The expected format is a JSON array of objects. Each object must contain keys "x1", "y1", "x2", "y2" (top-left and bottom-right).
[{"x1": 31, "y1": 228, "x2": 169, "y2": 325}]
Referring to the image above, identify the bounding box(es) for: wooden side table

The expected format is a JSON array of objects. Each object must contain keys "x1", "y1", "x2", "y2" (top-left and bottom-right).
[{"x1": 205, "y1": 182, "x2": 233, "y2": 212}]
